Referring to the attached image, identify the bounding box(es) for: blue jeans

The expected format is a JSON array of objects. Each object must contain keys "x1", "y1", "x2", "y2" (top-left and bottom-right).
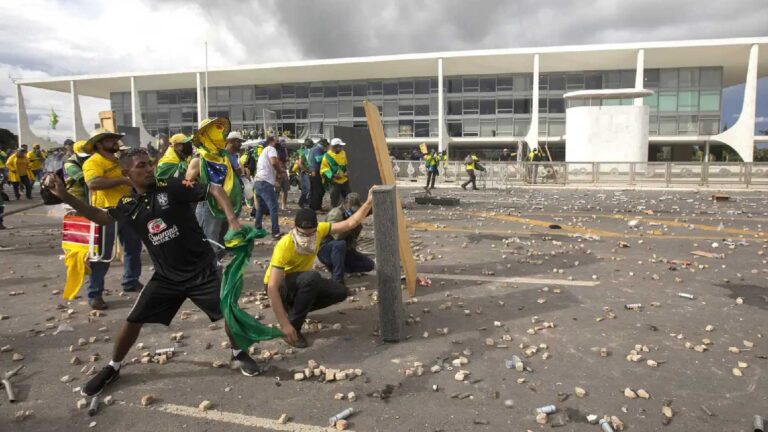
[
  {"x1": 298, "y1": 172, "x2": 311, "y2": 208},
  {"x1": 254, "y1": 180, "x2": 279, "y2": 235},
  {"x1": 88, "y1": 221, "x2": 143, "y2": 299},
  {"x1": 317, "y1": 239, "x2": 375, "y2": 282}
]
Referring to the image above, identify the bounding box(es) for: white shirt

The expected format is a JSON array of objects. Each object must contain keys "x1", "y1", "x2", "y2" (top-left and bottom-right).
[{"x1": 255, "y1": 145, "x2": 278, "y2": 185}]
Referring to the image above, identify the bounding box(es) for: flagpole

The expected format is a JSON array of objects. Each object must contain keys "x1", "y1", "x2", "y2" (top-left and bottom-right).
[{"x1": 205, "y1": 41, "x2": 209, "y2": 119}]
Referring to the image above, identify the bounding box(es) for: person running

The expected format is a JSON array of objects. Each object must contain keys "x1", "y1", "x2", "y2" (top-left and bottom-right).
[
  {"x1": 253, "y1": 136, "x2": 282, "y2": 239},
  {"x1": 42, "y1": 148, "x2": 265, "y2": 398},
  {"x1": 307, "y1": 139, "x2": 329, "y2": 211},
  {"x1": 155, "y1": 133, "x2": 193, "y2": 180},
  {"x1": 320, "y1": 138, "x2": 350, "y2": 208},
  {"x1": 264, "y1": 195, "x2": 373, "y2": 348},
  {"x1": 7, "y1": 148, "x2": 34, "y2": 199},
  {"x1": 28, "y1": 144, "x2": 46, "y2": 183},
  {"x1": 63, "y1": 140, "x2": 92, "y2": 203},
  {"x1": 83, "y1": 128, "x2": 143, "y2": 309},
  {"x1": 461, "y1": 153, "x2": 480, "y2": 190},
  {"x1": 317, "y1": 193, "x2": 374, "y2": 284}
]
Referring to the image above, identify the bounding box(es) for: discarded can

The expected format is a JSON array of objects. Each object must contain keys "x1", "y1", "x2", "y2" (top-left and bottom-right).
[
  {"x1": 624, "y1": 303, "x2": 643, "y2": 310},
  {"x1": 599, "y1": 418, "x2": 615, "y2": 432},
  {"x1": 87, "y1": 397, "x2": 100, "y2": 416},
  {"x1": 1, "y1": 378, "x2": 16, "y2": 403},
  {"x1": 328, "y1": 407, "x2": 354, "y2": 426},
  {"x1": 755, "y1": 415, "x2": 765, "y2": 432},
  {"x1": 536, "y1": 405, "x2": 556, "y2": 414},
  {"x1": 677, "y1": 293, "x2": 695, "y2": 300}
]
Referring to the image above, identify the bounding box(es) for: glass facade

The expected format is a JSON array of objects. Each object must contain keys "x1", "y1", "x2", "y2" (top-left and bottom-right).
[{"x1": 110, "y1": 67, "x2": 722, "y2": 139}]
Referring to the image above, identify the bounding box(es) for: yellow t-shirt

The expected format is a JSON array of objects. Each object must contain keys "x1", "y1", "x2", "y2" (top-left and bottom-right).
[
  {"x1": 263, "y1": 222, "x2": 332, "y2": 284},
  {"x1": 83, "y1": 152, "x2": 130, "y2": 208}
]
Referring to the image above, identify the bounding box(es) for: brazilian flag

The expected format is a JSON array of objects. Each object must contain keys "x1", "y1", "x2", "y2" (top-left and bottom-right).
[{"x1": 49, "y1": 108, "x2": 59, "y2": 130}]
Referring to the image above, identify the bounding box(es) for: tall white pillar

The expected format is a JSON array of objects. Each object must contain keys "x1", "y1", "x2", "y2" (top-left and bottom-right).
[
  {"x1": 713, "y1": 44, "x2": 759, "y2": 162},
  {"x1": 437, "y1": 58, "x2": 445, "y2": 153},
  {"x1": 196, "y1": 72, "x2": 206, "y2": 123},
  {"x1": 15, "y1": 84, "x2": 51, "y2": 149},
  {"x1": 70, "y1": 81, "x2": 89, "y2": 140},
  {"x1": 634, "y1": 49, "x2": 645, "y2": 106},
  {"x1": 130, "y1": 77, "x2": 157, "y2": 147},
  {"x1": 524, "y1": 54, "x2": 540, "y2": 150}
]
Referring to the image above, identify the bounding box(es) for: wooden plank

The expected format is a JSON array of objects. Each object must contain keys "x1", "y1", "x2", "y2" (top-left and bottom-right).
[
  {"x1": 98, "y1": 111, "x2": 116, "y2": 132},
  {"x1": 364, "y1": 100, "x2": 417, "y2": 297}
]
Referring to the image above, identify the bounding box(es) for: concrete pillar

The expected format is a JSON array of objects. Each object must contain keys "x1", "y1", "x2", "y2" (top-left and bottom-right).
[
  {"x1": 196, "y1": 72, "x2": 206, "y2": 123},
  {"x1": 437, "y1": 58, "x2": 445, "y2": 153},
  {"x1": 130, "y1": 77, "x2": 156, "y2": 147},
  {"x1": 713, "y1": 44, "x2": 758, "y2": 162},
  {"x1": 15, "y1": 84, "x2": 51, "y2": 149},
  {"x1": 524, "y1": 54, "x2": 540, "y2": 150},
  {"x1": 70, "y1": 81, "x2": 89, "y2": 140},
  {"x1": 372, "y1": 185, "x2": 405, "y2": 343},
  {"x1": 634, "y1": 49, "x2": 645, "y2": 106}
]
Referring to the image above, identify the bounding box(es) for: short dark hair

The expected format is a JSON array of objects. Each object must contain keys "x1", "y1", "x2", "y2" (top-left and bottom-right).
[
  {"x1": 118, "y1": 148, "x2": 149, "y2": 169},
  {"x1": 266, "y1": 136, "x2": 277, "y2": 145}
]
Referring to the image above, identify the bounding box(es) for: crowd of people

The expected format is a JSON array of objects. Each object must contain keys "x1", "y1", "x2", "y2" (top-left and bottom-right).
[{"x1": 32, "y1": 116, "x2": 376, "y2": 397}]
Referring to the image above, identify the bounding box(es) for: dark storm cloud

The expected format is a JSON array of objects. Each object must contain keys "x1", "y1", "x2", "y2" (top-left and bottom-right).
[{"x1": 165, "y1": 0, "x2": 768, "y2": 60}]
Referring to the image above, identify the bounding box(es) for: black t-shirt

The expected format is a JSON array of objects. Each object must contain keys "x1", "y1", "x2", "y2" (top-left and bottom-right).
[{"x1": 108, "y1": 178, "x2": 216, "y2": 282}]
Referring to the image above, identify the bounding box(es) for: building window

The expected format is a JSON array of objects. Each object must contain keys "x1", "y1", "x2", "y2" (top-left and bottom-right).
[
  {"x1": 414, "y1": 120, "x2": 429, "y2": 137},
  {"x1": 368, "y1": 82, "x2": 383, "y2": 95},
  {"x1": 678, "y1": 68, "x2": 698, "y2": 88},
  {"x1": 497, "y1": 98, "x2": 513, "y2": 114},
  {"x1": 658, "y1": 92, "x2": 678, "y2": 112},
  {"x1": 514, "y1": 98, "x2": 531, "y2": 114},
  {"x1": 678, "y1": 115, "x2": 698, "y2": 135},
  {"x1": 549, "y1": 74, "x2": 565, "y2": 90},
  {"x1": 463, "y1": 99, "x2": 479, "y2": 115},
  {"x1": 415, "y1": 101, "x2": 430, "y2": 116},
  {"x1": 353, "y1": 83, "x2": 367, "y2": 97},
  {"x1": 295, "y1": 85, "x2": 308, "y2": 99},
  {"x1": 338, "y1": 84, "x2": 352, "y2": 97},
  {"x1": 699, "y1": 68, "x2": 722, "y2": 88},
  {"x1": 480, "y1": 119, "x2": 496, "y2": 137},
  {"x1": 447, "y1": 120, "x2": 462, "y2": 137},
  {"x1": 497, "y1": 117, "x2": 513, "y2": 135},
  {"x1": 447, "y1": 99, "x2": 462, "y2": 115},
  {"x1": 659, "y1": 116, "x2": 677, "y2": 135},
  {"x1": 699, "y1": 116, "x2": 720, "y2": 135},
  {"x1": 699, "y1": 91, "x2": 720, "y2": 112},
  {"x1": 549, "y1": 98, "x2": 565, "y2": 114},
  {"x1": 383, "y1": 81, "x2": 398, "y2": 95},
  {"x1": 447, "y1": 78, "x2": 462, "y2": 93},
  {"x1": 479, "y1": 77, "x2": 496, "y2": 92},
  {"x1": 513, "y1": 119, "x2": 529, "y2": 136},
  {"x1": 398, "y1": 80, "x2": 413, "y2": 95},
  {"x1": 660, "y1": 70, "x2": 678, "y2": 89},
  {"x1": 497, "y1": 76, "x2": 513, "y2": 91},
  {"x1": 267, "y1": 86, "x2": 281, "y2": 100},
  {"x1": 383, "y1": 100, "x2": 398, "y2": 117},
  {"x1": 463, "y1": 118, "x2": 479, "y2": 136},
  {"x1": 398, "y1": 103, "x2": 414, "y2": 116},
  {"x1": 323, "y1": 85, "x2": 338, "y2": 98},
  {"x1": 585, "y1": 73, "x2": 602, "y2": 89},
  {"x1": 398, "y1": 120, "x2": 413, "y2": 137},
  {"x1": 677, "y1": 91, "x2": 699, "y2": 112},
  {"x1": 414, "y1": 79, "x2": 430, "y2": 95},
  {"x1": 463, "y1": 77, "x2": 479, "y2": 92},
  {"x1": 479, "y1": 99, "x2": 495, "y2": 115}
]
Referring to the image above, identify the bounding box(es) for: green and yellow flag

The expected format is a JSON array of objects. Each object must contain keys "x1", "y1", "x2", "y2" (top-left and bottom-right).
[{"x1": 49, "y1": 108, "x2": 59, "y2": 129}]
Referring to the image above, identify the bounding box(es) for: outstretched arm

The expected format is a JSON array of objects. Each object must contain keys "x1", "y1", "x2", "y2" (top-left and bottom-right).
[
  {"x1": 208, "y1": 184, "x2": 242, "y2": 231},
  {"x1": 266, "y1": 268, "x2": 298, "y2": 346},
  {"x1": 329, "y1": 187, "x2": 374, "y2": 235},
  {"x1": 43, "y1": 173, "x2": 113, "y2": 226}
]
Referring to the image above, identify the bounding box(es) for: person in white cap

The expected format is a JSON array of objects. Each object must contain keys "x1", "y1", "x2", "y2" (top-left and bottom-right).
[
  {"x1": 320, "y1": 138, "x2": 350, "y2": 208},
  {"x1": 225, "y1": 131, "x2": 246, "y2": 176}
]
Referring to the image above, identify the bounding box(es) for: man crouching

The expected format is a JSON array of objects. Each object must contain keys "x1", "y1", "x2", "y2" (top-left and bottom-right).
[{"x1": 265, "y1": 192, "x2": 373, "y2": 348}]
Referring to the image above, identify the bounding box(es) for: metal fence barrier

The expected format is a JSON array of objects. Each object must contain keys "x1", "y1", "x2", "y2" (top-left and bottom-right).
[{"x1": 392, "y1": 160, "x2": 768, "y2": 188}]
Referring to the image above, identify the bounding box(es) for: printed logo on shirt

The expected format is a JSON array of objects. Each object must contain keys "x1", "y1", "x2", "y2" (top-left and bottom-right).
[
  {"x1": 148, "y1": 225, "x2": 180, "y2": 246},
  {"x1": 156, "y1": 192, "x2": 169, "y2": 208},
  {"x1": 147, "y1": 218, "x2": 167, "y2": 234}
]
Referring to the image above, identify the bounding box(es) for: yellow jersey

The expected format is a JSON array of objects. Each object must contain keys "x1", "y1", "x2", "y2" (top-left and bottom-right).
[
  {"x1": 83, "y1": 152, "x2": 130, "y2": 208},
  {"x1": 263, "y1": 222, "x2": 332, "y2": 284}
]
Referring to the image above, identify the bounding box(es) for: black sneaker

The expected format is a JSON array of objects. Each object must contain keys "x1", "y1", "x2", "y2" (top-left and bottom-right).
[
  {"x1": 88, "y1": 296, "x2": 108, "y2": 310},
  {"x1": 232, "y1": 351, "x2": 264, "y2": 377},
  {"x1": 81, "y1": 365, "x2": 119, "y2": 396},
  {"x1": 122, "y1": 282, "x2": 144, "y2": 293}
]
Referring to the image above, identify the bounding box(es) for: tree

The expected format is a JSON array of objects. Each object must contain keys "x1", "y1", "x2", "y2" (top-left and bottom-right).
[{"x1": 0, "y1": 128, "x2": 18, "y2": 151}]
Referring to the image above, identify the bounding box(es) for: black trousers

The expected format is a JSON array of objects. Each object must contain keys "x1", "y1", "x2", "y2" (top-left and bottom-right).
[
  {"x1": 461, "y1": 170, "x2": 477, "y2": 190},
  {"x1": 426, "y1": 171, "x2": 438, "y2": 189},
  {"x1": 329, "y1": 181, "x2": 351, "y2": 208},
  {"x1": 280, "y1": 271, "x2": 349, "y2": 330},
  {"x1": 13, "y1": 175, "x2": 33, "y2": 199},
  {"x1": 309, "y1": 173, "x2": 325, "y2": 211}
]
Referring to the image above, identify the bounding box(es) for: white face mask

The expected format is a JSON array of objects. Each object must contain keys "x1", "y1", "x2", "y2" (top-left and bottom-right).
[{"x1": 291, "y1": 228, "x2": 317, "y2": 256}]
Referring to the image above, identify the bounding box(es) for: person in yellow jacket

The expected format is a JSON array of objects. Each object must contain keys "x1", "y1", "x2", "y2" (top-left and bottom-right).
[
  {"x1": 7, "y1": 149, "x2": 35, "y2": 199},
  {"x1": 423, "y1": 149, "x2": 446, "y2": 190},
  {"x1": 320, "y1": 138, "x2": 350, "y2": 207},
  {"x1": 28, "y1": 144, "x2": 46, "y2": 182},
  {"x1": 460, "y1": 154, "x2": 479, "y2": 190}
]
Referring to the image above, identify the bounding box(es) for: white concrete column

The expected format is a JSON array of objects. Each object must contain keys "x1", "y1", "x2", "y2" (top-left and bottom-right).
[
  {"x1": 15, "y1": 84, "x2": 51, "y2": 149},
  {"x1": 524, "y1": 54, "x2": 540, "y2": 150},
  {"x1": 130, "y1": 76, "x2": 157, "y2": 147},
  {"x1": 634, "y1": 49, "x2": 645, "y2": 106},
  {"x1": 713, "y1": 44, "x2": 759, "y2": 162},
  {"x1": 196, "y1": 72, "x2": 205, "y2": 123},
  {"x1": 70, "y1": 81, "x2": 90, "y2": 140},
  {"x1": 437, "y1": 58, "x2": 445, "y2": 153}
]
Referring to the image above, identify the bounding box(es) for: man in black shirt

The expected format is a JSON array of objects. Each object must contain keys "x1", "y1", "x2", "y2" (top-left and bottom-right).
[{"x1": 43, "y1": 148, "x2": 265, "y2": 398}]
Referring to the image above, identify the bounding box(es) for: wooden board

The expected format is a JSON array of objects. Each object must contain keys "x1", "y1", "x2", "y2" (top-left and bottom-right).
[
  {"x1": 330, "y1": 126, "x2": 383, "y2": 198},
  {"x1": 363, "y1": 100, "x2": 418, "y2": 297},
  {"x1": 98, "y1": 111, "x2": 116, "y2": 132},
  {"x1": 419, "y1": 143, "x2": 428, "y2": 154}
]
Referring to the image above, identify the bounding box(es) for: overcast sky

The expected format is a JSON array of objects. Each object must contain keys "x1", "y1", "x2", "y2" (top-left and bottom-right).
[{"x1": 0, "y1": 0, "x2": 766, "y2": 143}]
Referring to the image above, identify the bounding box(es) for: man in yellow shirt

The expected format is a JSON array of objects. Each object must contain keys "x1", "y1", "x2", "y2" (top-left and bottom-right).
[
  {"x1": 320, "y1": 138, "x2": 350, "y2": 208},
  {"x1": 7, "y1": 149, "x2": 34, "y2": 199},
  {"x1": 82, "y1": 128, "x2": 143, "y2": 310},
  {"x1": 28, "y1": 144, "x2": 46, "y2": 182},
  {"x1": 265, "y1": 192, "x2": 373, "y2": 348}
]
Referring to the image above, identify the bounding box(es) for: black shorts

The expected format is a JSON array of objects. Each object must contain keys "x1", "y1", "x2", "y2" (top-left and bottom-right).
[{"x1": 127, "y1": 267, "x2": 222, "y2": 326}]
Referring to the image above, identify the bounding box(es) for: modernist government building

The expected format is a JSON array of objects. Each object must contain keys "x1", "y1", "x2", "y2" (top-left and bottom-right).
[{"x1": 15, "y1": 37, "x2": 768, "y2": 162}]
